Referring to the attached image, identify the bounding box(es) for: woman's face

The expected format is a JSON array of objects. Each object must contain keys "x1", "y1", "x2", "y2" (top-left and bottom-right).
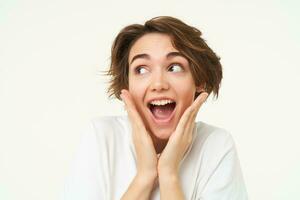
[{"x1": 128, "y1": 33, "x2": 201, "y2": 140}]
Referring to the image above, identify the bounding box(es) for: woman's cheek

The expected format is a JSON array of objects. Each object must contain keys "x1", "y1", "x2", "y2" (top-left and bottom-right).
[
  {"x1": 129, "y1": 83, "x2": 147, "y2": 110},
  {"x1": 180, "y1": 92, "x2": 196, "y2": 114}
]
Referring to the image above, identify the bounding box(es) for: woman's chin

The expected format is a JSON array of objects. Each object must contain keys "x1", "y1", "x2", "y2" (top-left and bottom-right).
[
  {"x1": 143, "y1": 113, "x2": 177, "y2": 140},
  {"x1": 151, "y1": 127, "x2": 174, "y2": 140}
]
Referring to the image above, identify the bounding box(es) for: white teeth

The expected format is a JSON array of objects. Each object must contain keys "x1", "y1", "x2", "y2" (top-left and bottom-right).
[{"x1": 150, "y1": 99, "x2": 174, "y2": 106}]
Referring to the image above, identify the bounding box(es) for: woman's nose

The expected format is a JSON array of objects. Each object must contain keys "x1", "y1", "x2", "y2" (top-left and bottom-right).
[{"x1": 149, "y1": 72, "x2": 169, "y2": 91}]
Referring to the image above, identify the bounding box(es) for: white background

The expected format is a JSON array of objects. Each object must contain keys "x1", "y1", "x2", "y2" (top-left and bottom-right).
[{"x1": 1, "y1": 0, "x2": 299, "y2": 199}]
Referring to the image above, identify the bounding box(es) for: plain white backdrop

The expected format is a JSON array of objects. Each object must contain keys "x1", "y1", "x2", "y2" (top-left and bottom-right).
[{"x1": 1, "y1": 0, "x2": 299, "y2": 199}]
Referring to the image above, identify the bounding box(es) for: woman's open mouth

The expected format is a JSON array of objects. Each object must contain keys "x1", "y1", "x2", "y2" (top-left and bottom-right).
[{"x1": 147, "y1": 99, "x2": 176, "y2": 125}]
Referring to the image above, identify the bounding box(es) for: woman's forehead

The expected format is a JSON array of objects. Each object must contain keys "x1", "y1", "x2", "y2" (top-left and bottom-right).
[{"x1": 128, "y1": 33, "x2": 180, "y2": 64}]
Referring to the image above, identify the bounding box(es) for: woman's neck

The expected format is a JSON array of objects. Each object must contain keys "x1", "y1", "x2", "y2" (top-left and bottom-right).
[{"x1": 149, "y1": 133, "x2": 168, "y2": 154}]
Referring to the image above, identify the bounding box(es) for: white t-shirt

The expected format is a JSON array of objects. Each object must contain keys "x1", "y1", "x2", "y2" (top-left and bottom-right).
[{"x1": 61, "y1": 115, "x2": 248, "y2": 200}]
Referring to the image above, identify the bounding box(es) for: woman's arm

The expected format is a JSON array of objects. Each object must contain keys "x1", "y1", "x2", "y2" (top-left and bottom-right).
[
  {"x1": 159, "y1": 173, "x2": 185, "y2": 200},
  {"x1": 157, "y1": 92, "x2": 209, "y2": 200},
  {"x1": 121, "y1": 90, "x2": 208, "y2": 200},
  {"x1": 121, "y1": 173, "x2": 156, "y2": 200},
  {"x1": 120, "y1": 90, "x2": 159, "y2": 200}
]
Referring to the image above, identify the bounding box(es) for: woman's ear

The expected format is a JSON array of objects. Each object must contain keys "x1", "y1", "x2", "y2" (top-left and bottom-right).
[
  {"x1": 196, "y1": 83, "x2": 206, "y2": 93},
  {"x1": 196, "y1": 87, "x2": 205, "y2": 93},
  {"x1": 194, "y1": 83, "x2": 207, "y2": 100}
]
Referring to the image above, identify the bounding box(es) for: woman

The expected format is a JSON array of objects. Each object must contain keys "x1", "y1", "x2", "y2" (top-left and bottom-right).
[{"x1": 62, "y1": 16, "x2": 248, "y2": 200}]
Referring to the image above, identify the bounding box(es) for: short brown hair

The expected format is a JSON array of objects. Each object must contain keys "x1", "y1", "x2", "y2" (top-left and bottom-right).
[{"x1": 105, "y1": 16, "x2": 222, "y2": 100}]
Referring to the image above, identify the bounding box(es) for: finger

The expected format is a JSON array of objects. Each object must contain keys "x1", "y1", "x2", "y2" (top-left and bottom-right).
[
  {"x1": 184, "y1": 122, "x2": 196, "y2": 148},
  {"x1": 173, "y1": 105, "x2": 194, "y2": 139},
  {"x1": 174, "y1": 92, "x2": 208, "y2": 142},
  {"x1": 184, "y1": 92, "x2": 208, "y2": 136},
  {"x1": 176, "y1": 92, "x2": 208, "y2": 133},
  {"x1": 190, "y1": 92, "x2": 208, "y2": 119},
  {"x1": 121, "y1": 90, "x2": 157, "y2": 157},
  {"x1": 120, "y1": 89, "x2": 147, "y2": 132},
  {"x1": 120, "y1": 89, "x2": 135, "y2": 113},
  {"x1": 189, "y1": 92, "x2": 208, "y2": 125}
]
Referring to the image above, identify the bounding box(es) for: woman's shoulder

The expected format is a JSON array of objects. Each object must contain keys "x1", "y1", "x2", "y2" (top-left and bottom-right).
[
  {"x1": 85, "y1": 115, "x2": 130, "y2": 142},
  {"x1": 194, "y1": 121, "x2": 235, "y2": 151},
  {"x1": 90, "y1": 115, "x2": 129, "y2": 130}
]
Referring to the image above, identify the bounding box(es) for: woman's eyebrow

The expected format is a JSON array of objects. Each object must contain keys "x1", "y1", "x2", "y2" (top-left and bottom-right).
[{"x1": 130, "y1": 51, "x2": 184, "y2": 65}]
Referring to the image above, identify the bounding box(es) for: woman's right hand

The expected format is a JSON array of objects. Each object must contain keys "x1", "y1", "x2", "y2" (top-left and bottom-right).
[{"x1": 120, "y1": 89, "x2": 158, "y2": 182}]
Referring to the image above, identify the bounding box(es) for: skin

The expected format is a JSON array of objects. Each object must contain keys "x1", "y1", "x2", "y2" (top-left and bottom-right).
[
  {"x1": 120, "y1": 89, "x2": 208, "y2": 199},
  {"x1": 126, "y1": 33, "x2": 206, "y2": 153},
  {"x1": 120, "y1": 33, "x2": 209, "y2": 199}
]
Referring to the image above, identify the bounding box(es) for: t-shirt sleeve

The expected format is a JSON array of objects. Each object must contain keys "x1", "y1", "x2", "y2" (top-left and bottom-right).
[
  {"x1": 61, "y1": 121, "x2": 107, "y2": 200},
  {"x1": 196, "y1": 131, "x2": 248, "y2": 200}
]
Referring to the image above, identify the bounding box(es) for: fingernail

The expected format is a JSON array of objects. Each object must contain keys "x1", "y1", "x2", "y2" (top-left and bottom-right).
[{"x1": 121, "y1": 89, "x2": 126, "y2": 94}]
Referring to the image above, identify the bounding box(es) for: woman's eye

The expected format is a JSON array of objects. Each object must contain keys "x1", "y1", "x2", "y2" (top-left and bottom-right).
[
  {"x1": 135, "y1": 66, "x2": 149, "y2": 74},
  {"x1": 169, "y1": 63, "x2": 183, "y2": 72}
]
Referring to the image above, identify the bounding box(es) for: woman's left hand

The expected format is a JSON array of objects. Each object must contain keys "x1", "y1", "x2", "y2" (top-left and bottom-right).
[{"x1": 157, "y1": 92, "x2": 208, "y2": 177}]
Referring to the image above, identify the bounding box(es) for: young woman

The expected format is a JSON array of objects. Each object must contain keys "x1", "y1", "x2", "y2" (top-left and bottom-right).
[{"x1": 62, "y1": 16, "x2": 248, "y2": 200}]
